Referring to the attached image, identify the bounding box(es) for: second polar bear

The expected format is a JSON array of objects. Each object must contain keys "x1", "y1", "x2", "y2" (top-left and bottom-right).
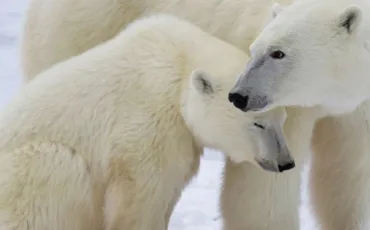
[
  {"x1": 0, "y1": 15, "x2": 292, "y2": 230},
  {"x1": 230, "y1": 0, "x2": 370, "y2": 229}
]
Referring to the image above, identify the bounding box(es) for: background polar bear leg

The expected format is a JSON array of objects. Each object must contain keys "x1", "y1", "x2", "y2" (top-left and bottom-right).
[
  {"x1": 0, "y1": 142, "x2": 102, "y2": 230},
  {"x1": 310, "y1": 115, "x2": 370, "y2": 230},
  {"x1": 221, "y1": 159, "x2": 301, "y2": 230}
]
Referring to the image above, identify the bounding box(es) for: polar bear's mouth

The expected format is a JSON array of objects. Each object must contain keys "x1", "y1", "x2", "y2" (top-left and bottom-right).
[{"x1": 253, "y1": 123, "x2": 265, "y2": 129}]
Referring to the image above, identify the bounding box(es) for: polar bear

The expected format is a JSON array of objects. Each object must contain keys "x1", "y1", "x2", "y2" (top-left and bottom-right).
[
  {"x1": 0, "y1": 15, "x2": 294, "y2": 230},
  {"x1": 21, "y1": 0, "x2": 294, "y2": 80},
  {"x1": 229, "y1": 0, "x2": 370, "y2": 229},
  {"x1": 21, "y1": 0, "x2": 306, "y2": 229}
]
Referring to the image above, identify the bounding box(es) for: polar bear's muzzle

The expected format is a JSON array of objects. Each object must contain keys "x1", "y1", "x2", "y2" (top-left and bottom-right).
[
  {"x1": 257, "y1": 159, "x2": 295, "y2": 173},
  {"x1": 228, "y1": 55, "x2": 276, "y2": 112},
  {"x1": 254, "y1": 123, "x2": 295, "y2": 173}
]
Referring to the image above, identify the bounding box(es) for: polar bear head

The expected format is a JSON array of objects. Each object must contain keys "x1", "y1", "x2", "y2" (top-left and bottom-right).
[
  {"x1": 183, "y1": 69, "x2": 294, "y2": 172},
  {"x1": 229, "y1": 0, "x2": 370, "y2": 115}
]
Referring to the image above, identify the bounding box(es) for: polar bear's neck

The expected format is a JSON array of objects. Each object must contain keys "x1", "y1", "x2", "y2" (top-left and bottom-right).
[
  {"x1": 283, "y1": 106, "x2": 326, "y2": 165},
  {"x1": 310, "y1": 99, "x2": 370, "y2": 181},
  {"x1": 288, "y1": 98, "x2": 370, "y2": 172}
]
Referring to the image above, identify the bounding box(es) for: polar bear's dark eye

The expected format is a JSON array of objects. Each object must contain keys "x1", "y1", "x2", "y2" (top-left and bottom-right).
[
  {"x1": 270, "y1": 50, "x2": 285, "y2": 59},
  {"x1": 253, "y1": 123, "x2": 265, "y2": 130}
]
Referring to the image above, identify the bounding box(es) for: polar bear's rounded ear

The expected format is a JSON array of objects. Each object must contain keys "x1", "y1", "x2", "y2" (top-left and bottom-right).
[
  {"x1": 338, "y1": 5, "x2": 362, "y2": 34},
  {"x1": 191, "y1": 69, "x2": 216, "y2": 95},
  {"x1": 272, "y1": 2, "x2": 285, "y2": 19}
]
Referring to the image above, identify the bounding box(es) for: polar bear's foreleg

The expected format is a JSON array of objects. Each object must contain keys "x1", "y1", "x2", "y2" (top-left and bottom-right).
[
  {"x1": 221, "y1": 159, "x2": 302, "y2": 230},
  {"x1": 103, "y1": 167, "x2": 178, "y2": 230},
  {"x1": 0, "y1": 142, "x2": 101, "y2": 230}
]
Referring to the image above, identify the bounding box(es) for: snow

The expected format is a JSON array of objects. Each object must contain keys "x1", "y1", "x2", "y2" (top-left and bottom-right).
[{"x1": 0, "y1": 1, "x2": 316, "y2": 229}]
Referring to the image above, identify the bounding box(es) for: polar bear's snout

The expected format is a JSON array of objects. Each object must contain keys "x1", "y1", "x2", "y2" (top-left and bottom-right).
[
  {"x1": 248, "y1": 107, "x2": 295, "y2": 173},
  {"x1": 228, "y1": 92, "x2": 249, "y2": 111},
  {"x1": 228, "y1": 89, "x2": 269, "y2": 112},
  {"x1": 229, "y1": 65, "x2": 271, "y2": 112},
  {"x1": 255, "y1": 124, "x2": 295, "y2": 173},
  {"x1": 258, "y1": 158, "x2": 295, "y2": 173}
]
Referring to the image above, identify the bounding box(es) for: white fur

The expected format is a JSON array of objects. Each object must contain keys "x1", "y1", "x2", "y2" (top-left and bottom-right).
[
  {"x1": 0, "y1": 15, "x2": 291, "y2": 230},
  {"x1": 20, "y1": 0, "x2": 307, "y2": 230},
  {"x1": 309, "y1": 103, "x2": 370, "y2": 230},
  {"x1": 21, "y1": 0, "x2": 293, "y2": 80}
]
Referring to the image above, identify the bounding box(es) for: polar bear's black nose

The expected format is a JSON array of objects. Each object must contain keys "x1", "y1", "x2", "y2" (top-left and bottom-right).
[
  {"x1": 228, "y1": 92, "x2": 249, "y2": 111},
  {"x1": 278, "y1": 161, "x2": 295, "y2": 172}
]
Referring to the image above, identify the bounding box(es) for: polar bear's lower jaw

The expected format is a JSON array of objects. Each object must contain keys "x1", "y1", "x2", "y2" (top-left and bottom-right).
[{"x1": 256, "y1": 159, "x2": 295, "y2": 173}]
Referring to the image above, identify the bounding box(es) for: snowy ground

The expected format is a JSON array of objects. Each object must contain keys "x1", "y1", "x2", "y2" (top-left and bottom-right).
[{"x1": 0, "y1": 1, "x2": 318, "y2": 229}]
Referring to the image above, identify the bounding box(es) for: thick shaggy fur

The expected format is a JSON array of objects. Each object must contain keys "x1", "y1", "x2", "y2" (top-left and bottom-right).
[{"x1": 0, "y1": 15, "x2": 291, "y2": 230}]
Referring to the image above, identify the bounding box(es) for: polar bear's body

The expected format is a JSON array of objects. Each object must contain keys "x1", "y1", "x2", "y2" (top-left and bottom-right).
[
  {"x1": 21, "y1": 0, "x2": 293, "y2": 80},
  {"x1": 0, "y1": 15, "x2": 293, "y2": 230}
]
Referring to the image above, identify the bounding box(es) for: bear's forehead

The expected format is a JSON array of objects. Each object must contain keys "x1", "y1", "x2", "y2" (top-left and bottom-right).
[
  {"x1": 255, "y1": 19, "x2": 307, "y2": 48},
  {"x1": 283, "y1": 0, "x2": 356, "y2": 24},
  {"x1": 252, "y1": 1, "x2": 361, "y2": 52},
  {"x1": 266, "y1": 6, "x2": 341, "y2": 38}
]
